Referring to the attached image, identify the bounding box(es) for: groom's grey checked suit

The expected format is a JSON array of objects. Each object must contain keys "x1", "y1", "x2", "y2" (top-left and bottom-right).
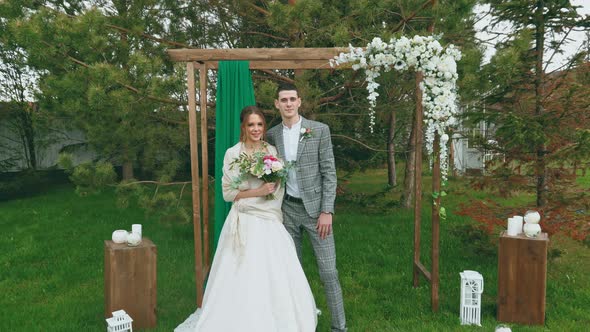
[{"x1": 267, "y1": 116, "x2": 347, "y2": 332}]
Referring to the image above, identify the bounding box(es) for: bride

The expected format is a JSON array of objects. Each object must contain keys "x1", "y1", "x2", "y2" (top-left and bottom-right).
[{"x1": 175, "y1": 106, "x2": 318, "y2": 332}]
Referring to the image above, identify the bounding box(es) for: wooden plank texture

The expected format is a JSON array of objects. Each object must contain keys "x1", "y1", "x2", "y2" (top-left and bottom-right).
[
  {"x1": 168, "y1": 48, "x2": 350, "y2": 62},
  {"x1": 186, "y1": 62, "x2": 204, "y2": 306},
  {"x1": 104, "y1": 238, "x2": 157, "y2": 329},
  {"x1": 413, "y1": 72, "x2": 424, "y2": 289},
  {"x1": 199, "y1": 63, "x2": 210, "y2": 275},
  {"x1": 431, "y1": 133, "x2": 440, "y2": 312},
  {"x1": 205, "y1": 60, "x2": 340, "y2": 70},
  {"x1": 497, "y1": 232, "x2": 548, "y2": 325}
]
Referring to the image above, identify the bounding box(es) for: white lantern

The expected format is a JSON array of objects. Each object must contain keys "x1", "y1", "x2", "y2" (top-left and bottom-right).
[
  {"x1": 460, "y1": 270, "x2": 484, "y2": 326},
  {"x1": 106, "y1": 310, "x2": 133, "y2": 332}
]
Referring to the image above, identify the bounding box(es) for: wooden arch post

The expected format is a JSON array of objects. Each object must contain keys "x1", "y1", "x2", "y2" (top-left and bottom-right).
[
  {"x1": 413, "y1": 6, "x2": 440, "y2": 311},
  {"x1": 168, "y1": 47, "x2": 442, "y2": 311},
  {"x1": 184, "y1": 61, "x2": 209, "y2": 306}
]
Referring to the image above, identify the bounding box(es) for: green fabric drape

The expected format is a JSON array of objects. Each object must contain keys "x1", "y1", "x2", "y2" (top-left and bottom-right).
[{"x1": 214, "y1": 61, "x2": 255, "y2": 252}]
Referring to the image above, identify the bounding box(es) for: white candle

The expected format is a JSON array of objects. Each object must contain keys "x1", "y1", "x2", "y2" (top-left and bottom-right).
[
  {"x1": 512, "y1": 216, "x2": 523, "y2": 234},
  {"x1": 132, "y1": 224, "x2": 142, "y2": 239},
  {"x1": 507, "y1": 218, "x2": 520, "y2": 236}
]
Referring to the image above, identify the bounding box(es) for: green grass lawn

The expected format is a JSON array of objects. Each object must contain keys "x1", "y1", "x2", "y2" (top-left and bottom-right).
[{"x1": 1, "y1": 170, "x2": 590, "y2": 331}]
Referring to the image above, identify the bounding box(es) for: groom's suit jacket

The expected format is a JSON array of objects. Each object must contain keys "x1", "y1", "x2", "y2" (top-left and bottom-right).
[{"x1": 267, "y1": 116, "x2": 337, "y2": 219}]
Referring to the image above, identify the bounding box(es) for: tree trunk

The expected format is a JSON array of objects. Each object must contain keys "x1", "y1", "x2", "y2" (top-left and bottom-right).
[
  {"x1": 122, "y1": 160, "x2": 134, "y2": 180},
  {"x1": 14, "y1": 105, "x2": 37, "y2": 170},
  {"x1": 448, "y1": 129, "x2": 455, "y2": 177},
  {"x1": 23, "y1": 107, "x2": 37, "y2": 170},
  {"x1": 289, "y1": 0, "x2": 305, "y2": 79},
  {"x1": 387, "y1": 109, "x2": 397, "y2": 186},
  {"x1": 534, "y1": 0, "x2": 547, "y2": 207},
  {"x1": 401, "y1": 113, "x2": 416, "y2": 208}
]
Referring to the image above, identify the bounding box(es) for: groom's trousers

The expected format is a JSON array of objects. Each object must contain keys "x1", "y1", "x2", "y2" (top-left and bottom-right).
[{"x1": 282, "y1": 199, "x2": 347, "y2": 332}]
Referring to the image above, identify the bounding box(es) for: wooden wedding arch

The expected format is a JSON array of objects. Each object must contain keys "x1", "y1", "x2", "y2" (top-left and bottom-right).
[{"x1": 166, "y1": 47, "x2": 443, "y2": 311}]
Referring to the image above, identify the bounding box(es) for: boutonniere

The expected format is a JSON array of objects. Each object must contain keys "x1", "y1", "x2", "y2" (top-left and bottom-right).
[{"x1": 299, "y1": 127, "x2": 312, "y2": 142}]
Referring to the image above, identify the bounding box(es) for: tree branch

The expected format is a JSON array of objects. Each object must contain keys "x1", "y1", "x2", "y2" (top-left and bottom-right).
[
  {"x1": 40, "y1": 41, "x2": 184, "y2": 106},
  {"x1": 148, "y1": 113, "x2": 187, "y2": 125},
  {"x1": 391, "y1": 0, "x2": 436, "y2": 33},
  {"x1": 105, "y1": 24, "x2": 194, "y2": 49},
  {"x1": 252, "y1": 72, "x2": 295, "y2": 84},
  {"x1": 543, "y1": 27, "x2": 574, "y2": 73},
  {"x1": 331, "y1": 134, "x2": 388, "y2": 152},
  {"x1": 242, "y1": 31, "x2": 289, "y2": 41},
  {"x1": 247, "y1": 3, "x2": 270, "y2": 16}
]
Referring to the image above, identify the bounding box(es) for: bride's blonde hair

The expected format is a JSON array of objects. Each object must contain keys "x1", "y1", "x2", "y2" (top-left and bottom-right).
[{"x1": 239, "y1": 106, "x2": 267, "y2": 142}]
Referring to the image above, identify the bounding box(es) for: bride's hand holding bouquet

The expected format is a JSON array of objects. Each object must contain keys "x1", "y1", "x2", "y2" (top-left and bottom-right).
[{"x1": 231, "y1": 152, "x2": 291, "y2": 200}]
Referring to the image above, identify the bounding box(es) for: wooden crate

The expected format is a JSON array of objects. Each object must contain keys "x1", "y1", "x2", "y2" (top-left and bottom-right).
[
  {"x1": 497, "y1": 231, "x2": 548, "y2": 325},
  {"x1": 105, "y1": 238, "x2": 157, "y2": 329}
]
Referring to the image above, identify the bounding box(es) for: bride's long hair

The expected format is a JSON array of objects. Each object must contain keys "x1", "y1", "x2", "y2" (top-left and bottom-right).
[{"x1": 239, "y1": 106, "x2": 267, "y2": 143}]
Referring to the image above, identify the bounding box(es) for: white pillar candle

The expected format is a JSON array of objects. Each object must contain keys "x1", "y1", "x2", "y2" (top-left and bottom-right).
[
  {"x1": 132, "y1": 224, "x2": 142, "y2": 239},
  {"x1": 512, "y1": 216, "x2": 523, "y2": 234},
  {"x1": 507, "y1": 218, "x2": 520, "y2": 236}
]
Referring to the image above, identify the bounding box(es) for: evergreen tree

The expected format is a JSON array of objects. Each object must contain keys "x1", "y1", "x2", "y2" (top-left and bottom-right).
[{"x1": 481, "y1": 0, "x2": 590, "y2": 206}]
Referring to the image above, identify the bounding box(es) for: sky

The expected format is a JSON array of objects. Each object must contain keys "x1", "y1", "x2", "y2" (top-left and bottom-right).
[{"x1": 474, "y1": 0, "x2": 590, "y2": 72}]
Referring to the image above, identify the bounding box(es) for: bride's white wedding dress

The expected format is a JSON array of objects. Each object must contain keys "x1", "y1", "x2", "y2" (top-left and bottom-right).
[{"x1": 175, "y1": 143, "x2": 317, "y2": 332}]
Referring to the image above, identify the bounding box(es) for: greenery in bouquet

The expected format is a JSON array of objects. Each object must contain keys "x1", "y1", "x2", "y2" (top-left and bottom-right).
[{"x1": 230, "y1": 151, "x2": 291, "y2": 199}]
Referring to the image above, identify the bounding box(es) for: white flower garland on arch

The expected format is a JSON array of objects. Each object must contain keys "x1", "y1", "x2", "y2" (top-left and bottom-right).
[{"x1": 330, "y1": 35, "x2": 461, "y2": 180}]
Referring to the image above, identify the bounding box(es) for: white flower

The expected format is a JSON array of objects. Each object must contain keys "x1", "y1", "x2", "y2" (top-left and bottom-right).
[
  {"x1": 440, "y1": 134, "x2": 449, "y2": 143},
  {"x1": 332, "y1": 35, "x2": 461, "y2": 179},
  {"x1": 300, "y1": 128, "x2": 307, "y2": 134},
  {"x1": 394, "y1": 60, "x2": 406, "y2": 70},
  {"x1": 271, "y1": 161, "x2": 283, "y2": 172}
]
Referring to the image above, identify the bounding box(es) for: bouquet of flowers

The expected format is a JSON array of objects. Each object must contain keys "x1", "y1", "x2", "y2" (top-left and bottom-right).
[{"x1": 230, "y1": 151, "x2": 290, "y2": 199}]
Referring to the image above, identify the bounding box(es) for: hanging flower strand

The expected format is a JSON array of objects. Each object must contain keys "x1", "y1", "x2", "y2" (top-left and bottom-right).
[{"x1": 330, "y1": 35, "x2": 461, "y2": 180}]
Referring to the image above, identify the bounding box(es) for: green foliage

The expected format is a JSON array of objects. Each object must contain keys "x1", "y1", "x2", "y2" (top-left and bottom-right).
[
  {"x1": 138, "y1": 189, "x2": 191, "y2": 224},
  {"x1": 4, "y1": 1, "x2": 191, "y2": 181},
  {"x1": 0, "y1": 169, "x2": 69, "y2": 201},
  {"x1": 449, "y1": 223, "x2": 496, "y2": 258},
  {"x1": 478, "y1": 0, "x2": 590, "y2": 206},
  {"x1": 0, "y1": 170, "x2": 42, "y2": 200},
  {"x1": 2, "y1": 0, "x2": 486, "y2": 221},
  {"x1": 495, "y1": 112, "x2": 548, "y2": 152},
  {"x1": 66, "y1": 161, "x2": 117, "y2": 195}
]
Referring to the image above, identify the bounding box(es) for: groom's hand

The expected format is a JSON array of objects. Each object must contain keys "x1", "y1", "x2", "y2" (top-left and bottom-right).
[{"x1": 316, "y1": 212, "x2": 333, "y2": 240}]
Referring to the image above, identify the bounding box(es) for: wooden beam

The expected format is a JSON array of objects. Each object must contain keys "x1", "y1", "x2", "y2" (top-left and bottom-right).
[
  {"x1": 431, "y1": 133, "x2": 441, "y2": 312},
  {"x1": 199, "y1": 63, "x2": 210, "y2": 277},
  {"x1": 186, "y1": 62, "x2": 204, "y2": 307},
  {"x1": 204, "y1": 60, "x2": 342, "y2": 70},
  {"x1": 167, "y1": 48, "x2": 350, "y2": 62},
  {"x1": 413, "y1": 71, "x2": 424, "y2": 289},
  {"x1": 414, "y1": 261, "x2": 432, "y2": 281}
]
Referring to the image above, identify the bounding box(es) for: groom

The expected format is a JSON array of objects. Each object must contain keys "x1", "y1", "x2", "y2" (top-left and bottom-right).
[{"x1": 267, "y1": 83, "x2": 347, "y2": 332}]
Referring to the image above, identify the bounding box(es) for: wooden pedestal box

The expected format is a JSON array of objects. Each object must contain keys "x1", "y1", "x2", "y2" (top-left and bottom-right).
[
  {"x1": 105, "y1": 238, "x2": 157, "y2": 329},
  {"x1": 497, "y1": 232, "x2": 548, "y2": 325}
]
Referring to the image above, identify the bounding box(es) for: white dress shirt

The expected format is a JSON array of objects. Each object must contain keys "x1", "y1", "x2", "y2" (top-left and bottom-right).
[{"x1": 283, "y1": 117, "x2": 302, "y2": 198}]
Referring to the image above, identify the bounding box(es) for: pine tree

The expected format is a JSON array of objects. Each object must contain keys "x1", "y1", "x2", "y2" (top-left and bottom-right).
[{"x1": 482, "y1": 0, "x2": 590, "y2": 206}]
